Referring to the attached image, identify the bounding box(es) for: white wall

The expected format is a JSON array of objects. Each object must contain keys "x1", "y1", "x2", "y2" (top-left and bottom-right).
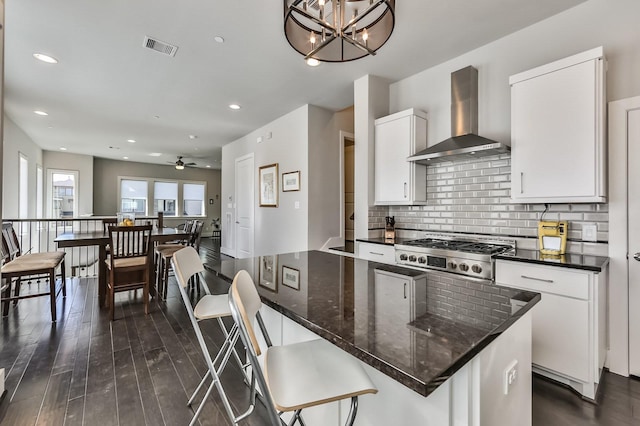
[
  {"x1": 308, "y1": 105, "x2": 353, "y2": 249},
  {"x1": 2, "y1": 115, "x2": 43, "y2": 218},
  {"x1": 354, "y1": 75, "x2": 389, "y2": 240},
  {"x1": 43, "y1": 151, "x2": 94, "y2": 216},
  {"x1": 389, "y1": 0, "x2": 640, "y2": 145},
  {"x1": 222, "y1": 105, "x2": 310, "y2": 257},
  {"x1": 383, "y1": 0, "x2": 640, "y2": 375}
]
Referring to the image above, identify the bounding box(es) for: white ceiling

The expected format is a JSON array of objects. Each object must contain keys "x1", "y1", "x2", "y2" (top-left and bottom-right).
[{"x1": 4, "y1": 0, "x2": 586, "y2": 169}]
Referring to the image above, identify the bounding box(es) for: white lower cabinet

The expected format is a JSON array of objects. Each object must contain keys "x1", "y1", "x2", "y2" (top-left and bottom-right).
[
  {"x1": 495, "y1": 260, "x2": 607, "y2": 399},
  {"x1": 259, "y1": 304, "x2": 533, "y2": 426},
  {"x1": 356, "y1": 241, "x2": 396, "y2": 265}
]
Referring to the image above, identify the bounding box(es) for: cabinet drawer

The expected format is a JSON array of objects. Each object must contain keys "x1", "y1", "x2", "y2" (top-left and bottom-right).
[
  {"x1": 357, "y1": 242, "x2": 396, "y2": 264},
  {"x1": 495, "y1": 260, "x2": 589, "y2": 300}
]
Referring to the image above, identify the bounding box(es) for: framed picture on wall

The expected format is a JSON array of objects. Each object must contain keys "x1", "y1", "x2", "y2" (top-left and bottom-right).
[
  {"x1": 282, "y1": 171, "x2": 300, "y2": 192},
  {"x1": 259, "y1": 163, "x2": 279, "y2": 207},
  {"x1": 281, "y1": 266, "x2": 300, "y2": 290},
  {"x1": 259, "y1": 255, "x2": 278, "y2": 292}
]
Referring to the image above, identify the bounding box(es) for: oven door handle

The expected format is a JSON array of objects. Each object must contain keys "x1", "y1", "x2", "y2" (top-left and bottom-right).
[{"x1": 410, "y1": 267, "x2": 494, "y2": 284}]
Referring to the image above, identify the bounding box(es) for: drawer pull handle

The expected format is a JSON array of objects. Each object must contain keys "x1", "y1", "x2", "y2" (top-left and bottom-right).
[
  {"x1": 404, "y1": 282, "x2": 407, "y2": 299},
  {"x1": 369, "y1": 251, "x2": 384, "y2": 256},
  {"x1": 521, "y1": 275, "x2": 553, "y2": 283}
]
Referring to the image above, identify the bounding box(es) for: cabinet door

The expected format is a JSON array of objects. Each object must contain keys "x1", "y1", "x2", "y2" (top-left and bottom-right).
[
  {"x1": 531, "y1": 293, "x2": 590, "y2": 382},
  {"x1": 375, "y1": 115, "x2": 412, "y2": 203},
  {"x1": 511, "y1": 60, "x2": 597, "y2": 201}
]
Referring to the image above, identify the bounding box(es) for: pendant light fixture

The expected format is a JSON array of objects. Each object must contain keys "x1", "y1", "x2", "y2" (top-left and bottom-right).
[{"x1": 284, "y1": 0, "x2": 395, "y2": 63}]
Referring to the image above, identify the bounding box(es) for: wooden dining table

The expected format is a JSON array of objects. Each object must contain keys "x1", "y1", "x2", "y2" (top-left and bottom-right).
[{"x1": 55, "y1": 227, "x2": 188, "y2": 307}]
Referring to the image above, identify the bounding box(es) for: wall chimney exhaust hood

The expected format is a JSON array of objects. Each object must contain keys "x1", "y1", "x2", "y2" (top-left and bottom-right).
[{"x1": 408, "y1": 66, "x2": 509, "y2": 165}]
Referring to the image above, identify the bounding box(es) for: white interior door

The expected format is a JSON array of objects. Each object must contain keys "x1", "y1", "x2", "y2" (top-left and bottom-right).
[
  {"x1": 628, "y1": 108, "x2": 640, "y2": 376},
  {"x1": 235, "y1": 154, "x2": 254, "y2": 259}
]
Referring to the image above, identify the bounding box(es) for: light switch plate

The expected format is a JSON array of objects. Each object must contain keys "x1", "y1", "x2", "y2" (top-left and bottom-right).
[
  {"x1": 503, "y1": 360, "x2": 518, "y2": 395},
  {"x1": 582, "y1": 223, "x2": 598, "y2": 242}
]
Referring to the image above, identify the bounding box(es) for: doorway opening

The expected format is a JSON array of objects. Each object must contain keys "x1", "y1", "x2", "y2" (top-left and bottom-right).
[{"x1": 329, "y1": 131, "x2": 355, "y2": 254}]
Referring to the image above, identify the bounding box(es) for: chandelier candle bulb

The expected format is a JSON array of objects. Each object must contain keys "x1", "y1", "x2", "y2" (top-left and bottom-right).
[{"x1": 284, "y1": 0, "x2": 395, "y2": 63}]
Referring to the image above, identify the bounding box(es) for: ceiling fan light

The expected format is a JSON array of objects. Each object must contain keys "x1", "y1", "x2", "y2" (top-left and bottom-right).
[{"x1": 175, "y1": 164, "x2": 185, "y2": 170}]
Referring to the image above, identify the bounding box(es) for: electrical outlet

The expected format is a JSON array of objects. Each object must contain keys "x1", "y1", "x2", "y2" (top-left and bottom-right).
[
  {"x1": 582, "y1": 223, "x2": 598, "y2": 242},
  {"x1": 503, "y1": 360, "x2": 518, "y2": 395}
]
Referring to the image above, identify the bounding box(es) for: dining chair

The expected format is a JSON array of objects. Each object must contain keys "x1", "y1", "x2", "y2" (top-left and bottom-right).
[
  {"x1": 229, "y1": 270, "x2": 378, "y2": 426},
  {"x1": 171, "y1": 246, "x2": 253, "y2": 426},
  {"x1": 106, "y1": 224, "x2": 152, "y2": 320},
  {"x1": 156, "y1": 220, "x2": 203, "y2": 299},
  {"x1": 0, "y1": 222, "x2": 66, "y2": 321}
]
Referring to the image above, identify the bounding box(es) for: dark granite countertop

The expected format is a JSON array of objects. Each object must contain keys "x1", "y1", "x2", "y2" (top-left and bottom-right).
[
  {"x1": 209, "y1": 250, "x2": 540, "y2": 397},
  {"x1": 356, "y1": 237, "x2": 412, "y2": 246},
  {"x1": 494, "y1": 249, "x2": 609, "y2": 272}
]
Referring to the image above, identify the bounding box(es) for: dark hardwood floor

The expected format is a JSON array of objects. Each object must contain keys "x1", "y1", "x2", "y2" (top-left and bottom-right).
[{"x1": 0, "y1": 238, "x2": 638, "y2": 425}]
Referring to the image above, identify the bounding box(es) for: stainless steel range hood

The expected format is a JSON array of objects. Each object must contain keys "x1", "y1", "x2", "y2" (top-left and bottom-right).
[{"x1": 408, "y1": 66, "x2": 509, "y2": 165}]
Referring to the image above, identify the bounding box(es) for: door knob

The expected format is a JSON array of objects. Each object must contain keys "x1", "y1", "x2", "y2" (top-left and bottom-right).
[{"x1": 634, "y1": 253, "x2": 640, "y2": 261}]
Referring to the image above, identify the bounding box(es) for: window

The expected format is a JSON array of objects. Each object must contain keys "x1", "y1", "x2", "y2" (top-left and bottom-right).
[
  {"x1": 183, "y1": 183, "x2": 205, "y2": 216},
  {"x1": 120, "y1": 179, "x2": 148, "y2": 215},
  {"x1": 19, "y1": 153, "x2": 28, "y2": 219},
  {"x1": 36, "y1": 165, "x2": 43, "y2": 218},
  {"x1": 49, "y1": 170, "x2": 77, "y2": 218},
  {"x1": 154, "y1": 181, "x2": 177, "y2": 216},
  {"x1": 118, "y1": 177, "x2": 206, "y2": 217}
]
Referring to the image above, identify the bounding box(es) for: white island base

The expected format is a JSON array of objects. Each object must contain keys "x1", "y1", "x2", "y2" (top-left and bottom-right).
[{"x1": 259, "y1": 306, "x2": 533, "y2": 426}]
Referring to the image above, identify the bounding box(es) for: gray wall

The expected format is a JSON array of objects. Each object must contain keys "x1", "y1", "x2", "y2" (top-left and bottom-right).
[{"x1": 93, "y1": 157, "x2": 221, "y2": 232}]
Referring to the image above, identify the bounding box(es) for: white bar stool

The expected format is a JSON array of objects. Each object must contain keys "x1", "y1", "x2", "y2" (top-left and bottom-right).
[
  {"x1": 229, "y1": 269, "x2": 378, "y2": 426},
  {"x1": 172, "y1": 247, "x2": 253, "y2": 426}
]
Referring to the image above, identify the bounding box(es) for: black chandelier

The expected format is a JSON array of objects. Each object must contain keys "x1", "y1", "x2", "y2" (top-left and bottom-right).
[{"x1": 284, "y1": 0, "x2": 395, "y2": 63}]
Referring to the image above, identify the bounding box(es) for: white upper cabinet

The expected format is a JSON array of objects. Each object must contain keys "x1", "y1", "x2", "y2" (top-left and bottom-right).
[
  {"x1": 509, "y1": 47, "x2": 606, "y2": 203},
  {"x1": 374, "y1": 108, "x2": 428, "y2": 205}
]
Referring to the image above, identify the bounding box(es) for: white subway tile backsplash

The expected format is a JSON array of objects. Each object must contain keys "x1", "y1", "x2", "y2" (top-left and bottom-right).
[{"x1": 370, "y1": 153, "x2": 609, "y2": 254}]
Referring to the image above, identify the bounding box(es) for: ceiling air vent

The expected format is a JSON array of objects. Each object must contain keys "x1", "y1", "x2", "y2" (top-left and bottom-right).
[{"x1": 143, "y1": 36, "x2": 178, "y2": 57}]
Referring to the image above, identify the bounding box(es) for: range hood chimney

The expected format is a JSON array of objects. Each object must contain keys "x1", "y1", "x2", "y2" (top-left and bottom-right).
[{"x1": 408, "y1": 66, "x2": 509, "y2": 164}]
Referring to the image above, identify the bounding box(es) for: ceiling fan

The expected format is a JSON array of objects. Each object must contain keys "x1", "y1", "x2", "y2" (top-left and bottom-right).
[{"x1": 169, "y1": 156, "x2": 196, "y2": 170}]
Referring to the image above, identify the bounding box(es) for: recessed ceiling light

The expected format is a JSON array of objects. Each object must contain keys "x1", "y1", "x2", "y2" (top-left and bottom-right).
[
  {"x1": 149, "y1": 153, "x2": 162, "y2": 157},
  {"x1": 127, "y1": 139, "x2": 136, "y2": 143},
  {"x1": 189, "y1": 134, "x2": 198, "y2": 140},
  {"x1": 123, "y1": 156, "x2": 129, "y2": 160},
  {"x1": 33, "y1": 53, "x2": 58, "y2": 64},
  {"x1": 306, "y1": 58, "x2": 320, "y2": 67},
  {"x1": 48, "y1": 126, "x2": 54, "y2": 129},
  {"x1": 154, "y1": 115, "x2": 160, "y2": 119},
  {"x1": 34, "y1": 110, "x2": 48, "y2": 116},
  {"x1": 60, "y1": 147, "x2": 67, "y2": 151},
  {"x1": 206, "y1": 165, "x2": 211, "y2": 168},
  {"x1": 229, "y1": 104, "x2": 241, "y2": 110},
  {"x1": 214, "y1": 36, "x2": 225, "y2": 43}
]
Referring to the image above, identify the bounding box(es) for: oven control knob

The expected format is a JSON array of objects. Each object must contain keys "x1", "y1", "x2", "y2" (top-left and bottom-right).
[
  {"x1": 399, "y1": 253, "x2": 408, "y2": 261},
  {"x1": 448, "y1": 262, "x2": 457, "y2": 270},
  {"x1": 459, "y1": 263, "x2": 469, "y2": 272},
  {"x1": 471, "y1": 264, "x2": 482, "y2": 274},
  {"x1": 408, "y1": 255, "x2": 417, "y2": 262},
  {"x1": 418, "y1": 257, "x2": 426, "y2": 264}
]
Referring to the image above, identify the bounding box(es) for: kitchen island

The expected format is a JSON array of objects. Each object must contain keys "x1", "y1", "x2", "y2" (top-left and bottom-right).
[{"x1": 210, "y1": 250, "x2": 540, "y2": 425}]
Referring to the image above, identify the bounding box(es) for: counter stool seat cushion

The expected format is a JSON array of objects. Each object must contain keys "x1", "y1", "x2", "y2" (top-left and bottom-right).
[
  {"x1": 155, "y1": 243, "x2": 185, "y2": 253},
  {"x1": 106, "y1": 256, "x2": 147, "y2": 270},
  {"x1": 194, "y1": 294, "x2": 232, "y2": 320},
  {"x1": 265, "y1": 338, "x2": 377, "y2": 412},
  {"x1": 2, "y1": 251, "x2": 65, "y2": 274}
]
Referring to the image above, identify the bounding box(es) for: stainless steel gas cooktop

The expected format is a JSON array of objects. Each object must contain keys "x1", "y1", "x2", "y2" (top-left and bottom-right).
[{"x1": 395, "y1": 237, "x2": 514, "y2": 280}]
